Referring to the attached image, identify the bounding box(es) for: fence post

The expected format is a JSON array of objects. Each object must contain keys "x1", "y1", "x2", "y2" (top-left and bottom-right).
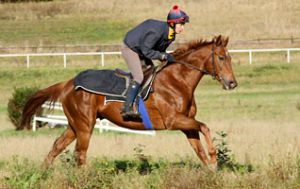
[
  {"x1": 249, "y1": 50, "x2": 252, "y2": 64},
  {"x1": 101, "y1": 52, "x2": 104, "y2": 67},
  {"x1": 26, "y1": 55, "x2": 30, "y2": 68},
  {"x1": 32, "y1": 115, "x2": 36, "y2": 132},
  {"x1": 63, "y1": 54, "x2": 67, "y2": 68},
  {"x1": 287, "y1": 49, "x2": 290, "y2": 63}
]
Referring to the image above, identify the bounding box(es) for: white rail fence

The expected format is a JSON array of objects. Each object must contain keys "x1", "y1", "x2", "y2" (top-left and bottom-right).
[
  {"x1": 33, "y1": 101, "x2": 156, "y2": 136},
  {"x1": 0, "y1": 48, "x2": 300, "y2": 67},
  {"x1": 230, "y1": 48, "x2": 300, "y2": 64},
  {"x1": 0, "y1": 51, "x2": 121, "y2": 68}
]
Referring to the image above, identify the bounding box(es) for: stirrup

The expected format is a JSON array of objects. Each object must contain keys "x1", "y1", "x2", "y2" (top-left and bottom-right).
[{"x1": 121, "y1": 110, "x2": 141, "y2": 120}]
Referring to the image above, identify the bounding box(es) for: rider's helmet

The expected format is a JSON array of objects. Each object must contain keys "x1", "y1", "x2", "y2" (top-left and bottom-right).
[{"x1": 167, "y1": 5, "x2": 189, "y2": 25}]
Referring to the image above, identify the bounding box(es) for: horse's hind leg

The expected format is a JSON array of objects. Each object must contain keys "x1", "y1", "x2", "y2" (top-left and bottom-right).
[
  {"x1": 74, "y1": 128, "x2": 92, "y2": 166},
  {"x1": 71, "y1": 116, "x2": 95, "y2": 166},
  {"x1": 43, "y1": 126, "x2": 75, "y2": 168}
]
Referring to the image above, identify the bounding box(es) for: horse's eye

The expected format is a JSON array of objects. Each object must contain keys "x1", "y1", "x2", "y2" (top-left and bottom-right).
[{"x1": 219, "y1": 56, "x2": 225, "y2": 61}]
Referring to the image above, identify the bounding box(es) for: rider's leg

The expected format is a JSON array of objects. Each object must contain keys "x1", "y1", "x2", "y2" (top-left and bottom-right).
[
  {"x1": 121, "y1": 43, "x2": 143, "y2": 118},
  {"x1": 121, "y1": 80, "x2": 141, "y2": 117},
  {"x1": 121, "y1": 43, "x2": 144, "y2": 83}
]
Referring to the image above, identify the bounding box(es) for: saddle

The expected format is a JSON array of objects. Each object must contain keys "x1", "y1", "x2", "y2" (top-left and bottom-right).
[
  {"x1": 73, "y1": 62, "x2": 167, "y2": 101},
  {"x1": 114, "y1": 65, "x2": 154, "y2": 86},
  {"x1": 106, "y1": 66, "x2": 156, "y2": 102}
]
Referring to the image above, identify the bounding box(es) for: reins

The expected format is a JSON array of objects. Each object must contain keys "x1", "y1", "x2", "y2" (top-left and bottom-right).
[
  {"x1": 172, "y1": 45, "x2": 218, "y2": 79},
  {"x1": 173, "y1": 60, "x2": 209, "y2": 74}
]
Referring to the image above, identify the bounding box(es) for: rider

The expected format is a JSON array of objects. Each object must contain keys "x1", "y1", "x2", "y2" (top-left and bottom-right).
[{"x1": 120, "y1": 5, "x2": 189, "y2": 119}]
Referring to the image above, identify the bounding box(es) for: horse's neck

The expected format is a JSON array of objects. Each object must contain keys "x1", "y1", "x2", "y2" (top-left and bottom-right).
[
  {"x1": 157, "y1": 57, "x2": 205, "y2": 93},
  {"x1": 175, "y1": 58, "x2": 205, "y2": 91}
]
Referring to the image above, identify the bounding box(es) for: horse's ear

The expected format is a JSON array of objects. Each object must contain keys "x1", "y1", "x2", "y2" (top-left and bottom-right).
[
  {"x1": 223, "y1": 36, "x2": 229, "y2": 47},
  {"x1": 213, "y1": 35, "x2": 222, "y2": 46},
  {"x1": 213, "y1": 36, "x2": 216, "y2": 44}
]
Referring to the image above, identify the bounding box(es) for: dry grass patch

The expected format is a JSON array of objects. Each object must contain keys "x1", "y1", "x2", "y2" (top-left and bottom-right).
[{"x1": 0, "y1": 119, "x2": 299, "y2": 167}]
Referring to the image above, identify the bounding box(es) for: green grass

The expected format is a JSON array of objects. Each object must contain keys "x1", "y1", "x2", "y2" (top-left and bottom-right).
[
  {"x1": 0, "y1": 151, "x2": 299, "y2": 189},
  {"x1": 0, "y1": 18, "x2": 134, "y2": 46},
  {"x1": 1, "y1": 61, "x2": 300, "y2": 128},
  {"x1": 194, "y1": 62, "x2": 300, "y2": 121}
]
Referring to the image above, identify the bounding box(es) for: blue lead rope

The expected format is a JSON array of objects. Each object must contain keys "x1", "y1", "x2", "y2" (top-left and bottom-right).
[{"x1": 137, "y1": 98, "x2": 153, "y2": 130}]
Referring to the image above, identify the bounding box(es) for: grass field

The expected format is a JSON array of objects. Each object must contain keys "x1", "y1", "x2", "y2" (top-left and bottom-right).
[{"x1": 0, "y1": 61, "x2": 299, "y2": 188}]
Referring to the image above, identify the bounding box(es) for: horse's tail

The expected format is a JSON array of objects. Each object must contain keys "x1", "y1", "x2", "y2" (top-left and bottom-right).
[{"x1": 18, "y1": 81, "x2": 69, "y2": 130}]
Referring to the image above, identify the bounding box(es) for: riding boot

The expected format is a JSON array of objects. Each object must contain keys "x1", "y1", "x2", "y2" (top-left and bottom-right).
[{"x1": 121, "y1": 80, "x2": 141, "y2": 119}]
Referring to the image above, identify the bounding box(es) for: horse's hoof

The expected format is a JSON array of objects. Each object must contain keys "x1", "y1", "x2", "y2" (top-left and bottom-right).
[
  {"x1": 42, "y1": 161, "x2": 51, "y2": 170},
  {"x1": 208, "y1": 163, "x2": 218, "y2": 172}
]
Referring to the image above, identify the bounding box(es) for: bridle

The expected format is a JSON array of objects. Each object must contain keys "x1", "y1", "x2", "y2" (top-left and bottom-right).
[{"x1": 173, "y1": 46, "x2": 218, "y2": 80}]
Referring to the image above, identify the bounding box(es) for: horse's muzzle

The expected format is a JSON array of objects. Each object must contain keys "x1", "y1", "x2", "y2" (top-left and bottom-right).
[{"x1": 223, "y1": 79, "x2": 238, "y2": 90}]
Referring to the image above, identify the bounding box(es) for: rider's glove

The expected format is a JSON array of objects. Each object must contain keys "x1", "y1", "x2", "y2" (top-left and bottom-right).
[{"x1": 159, "y1": 53, "x2": 175, "y2": 63}]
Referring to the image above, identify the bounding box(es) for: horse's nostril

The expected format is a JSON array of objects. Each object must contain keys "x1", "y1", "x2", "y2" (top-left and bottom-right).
[{"x1": 229, "y1": 81, "x2": 237, "y2": 89}]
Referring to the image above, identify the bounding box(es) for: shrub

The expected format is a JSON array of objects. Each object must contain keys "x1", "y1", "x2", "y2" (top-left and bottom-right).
[
  {"x1": 214, "y1": 131, "x2": 254, "y2": 173},
  {"x1": 3, "y1": 156, "x2": 52, "y2": 189},
  {"x1": 7, "y1": 86, "x2": 40, "y2": 129}
]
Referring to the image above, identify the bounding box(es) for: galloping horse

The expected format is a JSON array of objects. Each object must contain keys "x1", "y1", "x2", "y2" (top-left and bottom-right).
[{"x1": 19, "y1": 35, "x2": 237, "y2": 168}]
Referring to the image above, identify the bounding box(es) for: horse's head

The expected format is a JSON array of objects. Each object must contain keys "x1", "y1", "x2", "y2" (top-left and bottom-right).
[
  {"x1": 172, "y1": 35, "x2": 237, "y2": 90},
  {"x1": 206, "y1": 35, "x2": 237, "y2": 90}
]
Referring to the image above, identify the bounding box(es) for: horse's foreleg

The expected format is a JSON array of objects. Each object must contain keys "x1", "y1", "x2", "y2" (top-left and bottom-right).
[
  {"x1": 43, "y1": 127, "x2": 75, "y2": 168},
  {"x1": 198, "y1": 122, "x2": 217, "y2": 165},
  {"x1": 187, "y1": 98, "x2": 217, "y2": 167},
  {"x1": 164, "y1": 113, "x2": 216, "y2": 167},
  {"x1": 182, "y1": 130, "x2": 209, "y2": 165}
]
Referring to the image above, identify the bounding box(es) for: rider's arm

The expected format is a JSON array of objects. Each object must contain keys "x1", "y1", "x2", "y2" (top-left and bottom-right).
[{"x1": 140, "y1": 31, "x2": 163, "y2": 60}]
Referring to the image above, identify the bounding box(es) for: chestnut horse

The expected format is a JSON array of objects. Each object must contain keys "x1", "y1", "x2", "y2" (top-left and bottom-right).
[{"x1": 19, "y1": 35, "x2": 237, "y2": 168}]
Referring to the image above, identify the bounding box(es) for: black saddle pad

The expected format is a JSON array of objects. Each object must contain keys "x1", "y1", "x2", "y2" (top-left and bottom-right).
[{"x1": 74, "y1": 69, "x2": 129, "y2": 97}]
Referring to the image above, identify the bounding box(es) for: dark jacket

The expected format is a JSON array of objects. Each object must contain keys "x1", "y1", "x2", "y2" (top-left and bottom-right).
[{"x1": 124, "y1": 19, "x2": 175, "y2": 60}]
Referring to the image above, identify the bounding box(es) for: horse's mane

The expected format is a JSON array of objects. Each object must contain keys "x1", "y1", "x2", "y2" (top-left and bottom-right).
[{"x1": 172, "y1": 38, "x2": 213, "y2": 57}]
